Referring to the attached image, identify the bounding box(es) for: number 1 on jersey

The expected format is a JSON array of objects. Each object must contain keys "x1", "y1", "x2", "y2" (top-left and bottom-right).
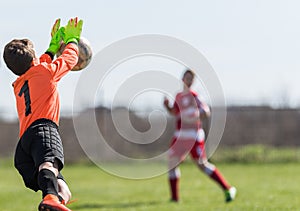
[{"x1": 18, "y1": 80, "x2": 32, "y2": 116}]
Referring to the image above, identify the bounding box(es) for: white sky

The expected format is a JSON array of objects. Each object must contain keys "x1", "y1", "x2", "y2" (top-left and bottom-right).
[{"x1": 1, "y1": 0, "x2": 300, "y2": 120}]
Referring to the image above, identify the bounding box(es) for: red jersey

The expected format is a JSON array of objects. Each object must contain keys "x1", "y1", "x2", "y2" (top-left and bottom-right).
[
  {"x1": 173, "y1": 90, "x2": 209, "y2": 131},
  {"x1": 13, "y1": 43, "x2": 79, "y2": 137}
]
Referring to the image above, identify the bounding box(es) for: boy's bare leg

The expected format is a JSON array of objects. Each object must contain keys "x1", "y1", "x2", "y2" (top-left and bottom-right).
[{"x1": 58, "y1": 179, "x2": 72, "y2": 204}]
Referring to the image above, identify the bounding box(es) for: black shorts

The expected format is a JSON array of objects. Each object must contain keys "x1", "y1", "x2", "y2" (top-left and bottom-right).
[{"x1": 14, "y1": 118, "x2": 65, "y2": 191}]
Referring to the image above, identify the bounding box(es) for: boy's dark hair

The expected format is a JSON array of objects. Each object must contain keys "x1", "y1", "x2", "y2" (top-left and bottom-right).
[
  {"x1": 183, "y1": 69, "x2": 195, "y2": 78},
  {"x1": 3, "y1": 39, "x2": 36, "y2": 76}
]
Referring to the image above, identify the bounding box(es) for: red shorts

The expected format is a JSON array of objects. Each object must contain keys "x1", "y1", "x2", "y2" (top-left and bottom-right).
[{"x1": 169, "y1": 137, "x2": 206, "y2": 161}]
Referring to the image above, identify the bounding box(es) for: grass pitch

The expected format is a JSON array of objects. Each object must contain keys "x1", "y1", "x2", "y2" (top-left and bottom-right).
[{"x1": 1, "y1": 159, "x2": 300, "y2": 211}]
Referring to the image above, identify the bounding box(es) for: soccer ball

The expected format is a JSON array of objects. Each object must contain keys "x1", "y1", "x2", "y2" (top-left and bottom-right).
[{"x1": 56, "y1": 37, "x2": 92, "y2": 71}]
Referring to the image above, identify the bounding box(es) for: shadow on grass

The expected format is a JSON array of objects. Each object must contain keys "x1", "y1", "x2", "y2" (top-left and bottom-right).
[{"x1": 71, "y1": 201, "x2": 162, "y2": 210}]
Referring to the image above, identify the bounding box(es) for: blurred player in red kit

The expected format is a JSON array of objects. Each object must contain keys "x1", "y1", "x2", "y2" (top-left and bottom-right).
[
  {"x1": 3, "y1": 17, "x2": 83, "y2": 211},
  {"x1": 164, "y1": 69, "x2": 236, "y2": 203}
]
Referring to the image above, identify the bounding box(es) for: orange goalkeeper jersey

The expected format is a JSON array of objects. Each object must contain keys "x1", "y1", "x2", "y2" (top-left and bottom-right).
[{"x1": 13, "y1": 43, "x2": 79, "y2": 137}]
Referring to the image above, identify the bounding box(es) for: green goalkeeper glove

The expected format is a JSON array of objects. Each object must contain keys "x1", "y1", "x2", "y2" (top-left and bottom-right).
[
  {"x1": 63, "y1": 17, "x2": 83, "y2": 44},
  {"x1": 47, "y1": 18, "x2": 64, "y2": 54}
]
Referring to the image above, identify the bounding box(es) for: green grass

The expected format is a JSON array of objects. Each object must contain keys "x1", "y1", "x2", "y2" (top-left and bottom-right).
[
  {"x1": 212, "y1": 145, "x2": 300, "y2": 163},
  {"x1": 1, "y1": 159, "x2": 300, "y2": 210}
]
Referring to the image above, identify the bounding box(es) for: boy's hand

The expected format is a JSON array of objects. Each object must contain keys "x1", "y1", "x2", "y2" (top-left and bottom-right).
[
  {"x1": 163, "y1": 97, "x2": 169, "y2": 108},
  {"x1": 51, "y1": 18, "x2": 61, "y2": 37},
  {"x1": 63, "y1": 17, "x2": 83, "y2": 44},
  {"x1": 47, "y1": 18, "x2": 64, "y2": 55}
]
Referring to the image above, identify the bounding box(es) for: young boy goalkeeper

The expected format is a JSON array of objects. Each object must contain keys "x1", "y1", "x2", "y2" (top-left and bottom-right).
[{"x1": 3, "y1": 17, "x2": 83, "y2": 211}]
